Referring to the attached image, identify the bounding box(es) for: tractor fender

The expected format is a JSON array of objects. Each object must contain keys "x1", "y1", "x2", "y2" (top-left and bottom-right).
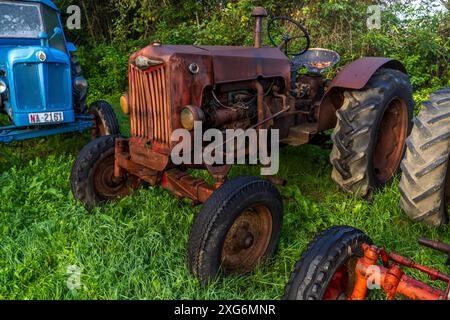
[{"x1": 317, "y1": 57, "x2": 407, "y2": 131}]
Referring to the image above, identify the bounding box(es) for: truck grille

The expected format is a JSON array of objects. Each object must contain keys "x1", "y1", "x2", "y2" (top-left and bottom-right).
[
  {"x1": 14, "y1": 63, "x2": 41, "y2": 110},
  {"x1": 129, "y1": 64, "x2": 171, "y2": 144},
  {"x1": 14, "y1": 62, "x2": 70, "y2": 111}
]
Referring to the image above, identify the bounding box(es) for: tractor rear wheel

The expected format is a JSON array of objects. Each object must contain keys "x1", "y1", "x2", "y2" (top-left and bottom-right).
[
  {"x1": 90, "y1": 101, "x2": 120, "y2": 137},
  {"x1": 71, "y1": 135, "x2": 140, "y2": 209},
  {"x1": 283, "y1": 226, "x2": 372, "y2": 300},
  {"x1": 399, "y1": 88, "x2": 450, "y2": 226},
  {"x1": 331, "y1": 68, "x2": 414, "y2": 198},
  {"x1": 187, "y1": 176, "x2": 283, "y2": 284}
]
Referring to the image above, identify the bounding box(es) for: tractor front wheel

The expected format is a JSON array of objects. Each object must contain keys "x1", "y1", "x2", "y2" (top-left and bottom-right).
[
  {"x1": 399, "y1": 88, "x2": 450, "y2": 226},
  {"x1": 90, "y1": 100, "x2": 120, "y2": 138},
  {"x1": 187, "y1": 176, "x2": 283, "y2": 284},
  {"x1": 284, "y1": 226, "x2": 372, "y2": 300},
  {"x1": 71, "y1": 135, "x2": 140, "y2": 209},
  {"x1": 331, "y1": 68, "x2": 414, "y2": 198}
]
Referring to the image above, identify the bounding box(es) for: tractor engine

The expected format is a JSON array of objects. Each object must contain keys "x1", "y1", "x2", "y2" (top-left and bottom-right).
[
  {"x1": 123, "y1": 43, "x2": 293, "y2": 156},
  {"x1": 201, "y1": 79, "x2": 278, "y2": 131}
]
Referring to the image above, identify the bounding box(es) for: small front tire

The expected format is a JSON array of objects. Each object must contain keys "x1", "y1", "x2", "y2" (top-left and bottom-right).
[
  {"x1": 187, "y1": 176, "x2": 283, "y2": 284},
  {"x1": 71, "y1": 135, "x2": 140, "y2": 209},
  {"x1": 284, "y1": 226, "x2": 372, "y2": 300}
]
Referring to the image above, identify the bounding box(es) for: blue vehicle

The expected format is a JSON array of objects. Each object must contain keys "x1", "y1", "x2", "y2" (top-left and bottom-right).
[{"x1": 0, "y1": 0, "x2": 119, "y2": 144}]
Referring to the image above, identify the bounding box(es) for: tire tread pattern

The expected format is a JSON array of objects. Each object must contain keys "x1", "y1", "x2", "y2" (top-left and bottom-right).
[
  {"x1": 399, "y1": 87, "x2": 450, "y2": 226},
  {"x1": 283, "y1": 226, "x2": 372, "y2": 300}
]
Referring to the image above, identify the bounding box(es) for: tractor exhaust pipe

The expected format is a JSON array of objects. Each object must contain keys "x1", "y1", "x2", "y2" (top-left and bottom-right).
[{"x1": 252, "y1": 7, "x2": 268, "y2": 48}]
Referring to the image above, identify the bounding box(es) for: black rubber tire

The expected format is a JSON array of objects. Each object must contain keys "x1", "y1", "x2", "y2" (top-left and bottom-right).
[
  {"x1": 399, "y1": 88, "x2": 450, "y2": 226},
  {"x1": 90, "y1": 100, "x2": 120, "y2": 137},
  {"x1": 284, "y1": 226, "x2": 372, "y2": 300},
  {"x1": 187, "y1": 176, "x2": 283, "y2": 284},
  {"x1": 331, "y1": 68, "x2": 414, "y2": 198},
  {"x1": 71, "y1": 54, "x2": 88, "y2": 115},
  {"x1": 71, "y1": 135, "x2": 139, "y2": 210}
]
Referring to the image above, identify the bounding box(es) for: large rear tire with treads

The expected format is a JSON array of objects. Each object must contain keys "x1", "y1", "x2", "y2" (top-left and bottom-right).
[
  {"x1": 331, "y1": 68, "x2": 414, "y2": 198},
  {"x1": 399, "y1": 88, "x2": 450, "y2": 226}
]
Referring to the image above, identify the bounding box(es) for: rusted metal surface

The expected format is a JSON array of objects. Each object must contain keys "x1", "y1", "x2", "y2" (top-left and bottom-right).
[
  {"x1": 160, "y1": 168, "x2": 217, "y2": 204},
  {"x1": 419, "y1": 238, "x2": 450, "y2": 257},
  {"x1": 198, "y1": 46, "x2": 290, "y2": 86},
  {"x1": 221, "y1": 205, "x2": 273, "y2": 273},
  {"x1": 130, "y1": 44, "x2": 215, "y2": 137},
  {"x1": 93, "y1": 146, "x2": 140, "y2": 201},
  {"x1": 251, "y1": 7, "x2": 268, "y2": 48},
  {"x1": 205, "y1": 165, "x2": 232, "y2": 186},
  {"x1": 254, "y1": 80, "x2": 266, "y2": 128},
  {"x1": 114, "y1": 138, "x2": 159, "y2": 185},
  {"x1": 329, "y1": 57, "x2": 407, "y2": 91},
  {"x1": 129, "y1": 64, "x2": 171, "y2": 144},
  {"x1": 128, "y1": 137, "x2": 170, "y2": 171},
  {"x1": 348, "y1": 243, "x2": 449, "y2": 300},
  {"x1": 373, "y1": 98, "x2": 408, "y2": 184}
]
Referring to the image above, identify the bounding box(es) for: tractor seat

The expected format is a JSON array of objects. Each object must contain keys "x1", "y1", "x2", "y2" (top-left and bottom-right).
[{"x1": 291, "y1": 48, "x2": 341, "y2": 74}]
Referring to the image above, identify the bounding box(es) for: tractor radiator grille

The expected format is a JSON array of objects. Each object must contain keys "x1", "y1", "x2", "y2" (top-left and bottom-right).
[{"x1": 129, "y1": 64, "x2": 171, "y2": 144}]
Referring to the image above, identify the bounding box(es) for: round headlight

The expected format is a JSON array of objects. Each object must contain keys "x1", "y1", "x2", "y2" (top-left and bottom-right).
[
  {"x1": 180, "y1": 106, "x2": 204, "y2": 131},
  {"x1": 120, "y1": 93, "x2": 129, "y2": 115},
  {"x1": 0, "y1": 80, "x2": 7, "y2": 94}
]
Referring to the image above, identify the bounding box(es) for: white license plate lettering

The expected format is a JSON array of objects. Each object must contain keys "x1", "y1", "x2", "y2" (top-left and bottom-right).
[{"x1": 29, "y1": 112, "x2": 64, "y2": 124}]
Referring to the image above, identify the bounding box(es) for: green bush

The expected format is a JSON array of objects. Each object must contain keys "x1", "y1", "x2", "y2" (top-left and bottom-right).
[{"x1": 62, "y1": 0, "x2": 448, "y2": 101}]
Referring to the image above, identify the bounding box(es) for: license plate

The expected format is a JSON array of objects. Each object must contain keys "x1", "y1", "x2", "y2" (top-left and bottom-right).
[{"x1": 28, "y1": 112, "x2": 64, "y2": 124}]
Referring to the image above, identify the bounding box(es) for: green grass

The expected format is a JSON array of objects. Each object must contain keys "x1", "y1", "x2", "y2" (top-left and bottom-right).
[{"x1": 0, "y1": 97, "x2": 448, "y2": 300}]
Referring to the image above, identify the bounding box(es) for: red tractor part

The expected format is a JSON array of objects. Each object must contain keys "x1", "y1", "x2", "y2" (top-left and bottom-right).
[
  {"x1": 284, "y1": 226, "x2": 450, "y2": 301},
  {"x1": 350, "y1": 243, "x2": 449, "y2": 300}
]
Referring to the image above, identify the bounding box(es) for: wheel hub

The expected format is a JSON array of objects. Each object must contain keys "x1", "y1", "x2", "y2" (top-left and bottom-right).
[
  {"x1": 373, "y1": 98, "x2": 408, "y2": 184},
  {"x1": 221, "y1": 205, "x2": 273, "y2": 273},
  {"x1": 93, "y1": 154, "x2": 135, "y2": 199}
]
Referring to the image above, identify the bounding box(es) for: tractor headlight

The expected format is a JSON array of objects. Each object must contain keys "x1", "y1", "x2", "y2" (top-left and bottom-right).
[
  {"x1": 0, "y1": 80, "x2": 7, "y2": 94},
  {"x1": 134, "y1": 56, "x2": 163, "y2": 70},
  {"x1": 120, "y1": 93, "x2": 129, "y2": 115},
  {"x1": 180, "y1": 106, "x2": 205, "y2": 131}
]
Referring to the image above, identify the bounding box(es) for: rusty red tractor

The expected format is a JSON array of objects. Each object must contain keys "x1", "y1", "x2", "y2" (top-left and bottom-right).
[
  {"x1": 284, "y1": 226, "x2": 450, "y2": 300},
  {"x1": 71, "y1": 7, "x2": 414, "y2": 283}
]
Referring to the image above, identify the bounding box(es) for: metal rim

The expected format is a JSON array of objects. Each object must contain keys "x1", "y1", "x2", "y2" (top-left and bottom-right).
[
  {"x1": 92, "y1": 153, "x2": 134, "y2": 200},
  {"x1": 221, "y1": 205, "x2": 273, "y2": 273},
  {"x1": 373, "y1": 97, "x2": 408, "y2": 184},
  {"x1": 323, "y1": 257, "x2": 358, "y2": 300}
]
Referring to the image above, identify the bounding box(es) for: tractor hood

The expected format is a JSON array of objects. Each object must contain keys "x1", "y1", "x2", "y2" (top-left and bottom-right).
[
  {"x1": 128, "y1": 44, "x2": 292, "y2": 146},
  {"x1": 130, "y1": 44, "x2": 291, "y2": 85}
]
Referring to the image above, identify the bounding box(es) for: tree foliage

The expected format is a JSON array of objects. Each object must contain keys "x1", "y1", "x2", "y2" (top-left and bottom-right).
[{"x1": 54, "y1": 0, "x2": 449, "y2": 99}]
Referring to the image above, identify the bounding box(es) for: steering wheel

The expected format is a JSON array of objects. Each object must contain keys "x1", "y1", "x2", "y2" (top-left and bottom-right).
[{"x1": 268, "y1": 16, "x2": 310, "y2": 57}]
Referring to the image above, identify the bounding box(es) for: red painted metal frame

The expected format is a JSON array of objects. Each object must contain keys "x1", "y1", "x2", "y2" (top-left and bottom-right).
[{"x1": 350, "y1": 244, "x2": 449, "y2": 300}]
